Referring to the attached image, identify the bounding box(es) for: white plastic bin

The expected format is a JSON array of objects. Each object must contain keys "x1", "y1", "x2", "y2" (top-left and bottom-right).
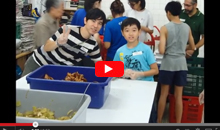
[{"x1": 16, "y1": 88, "x2": 91, "y2": 123}]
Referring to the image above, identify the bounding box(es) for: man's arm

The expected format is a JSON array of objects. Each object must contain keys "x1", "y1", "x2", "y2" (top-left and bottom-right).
[
  {"x1": 195, "y1": 35, "x2": 204, "y2": 49},
  {"x1": 158, "y1": 26, "x2": 167, "y2": 54},
  {"x1": 188, "y1": 28, "x2": 196, "y2": 51},
  {"x1": 196, "y1": 20, "x2": 205, "y2": 49},
  {"x1": 43, "y1": 26, "x2": 64, "y2": 52},
  {"x1": 187, "y1": 20, "x2": 204, "y2": 50},
  {"x1": 104, "y1": 42, "x2": 111, "y2": 49},
  {"x1": 142, "y1": 63, "x2": 158, "y2": 76},
  {"x1": 185, "y1": 28, "x2": 196, "y2": 58},
  {"x1": 186, "y1": 35, "x2": 204, "y2": 50}
]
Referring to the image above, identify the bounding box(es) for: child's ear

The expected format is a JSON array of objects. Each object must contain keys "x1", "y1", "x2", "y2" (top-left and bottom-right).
[
  {"x1": 84, "y1": 17, "x2": 87, "y2": 25},
  {"x1": 138, "y1": 29, "x2": 141, "y2": 36},
  {"x1": 121, "y1": 30, "x2": 125, "y2": 37}
]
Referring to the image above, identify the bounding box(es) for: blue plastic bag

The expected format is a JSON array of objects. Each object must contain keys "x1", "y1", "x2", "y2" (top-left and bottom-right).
[{"x1": 16, "y1": 65, "x2": 22, "y2": 79}]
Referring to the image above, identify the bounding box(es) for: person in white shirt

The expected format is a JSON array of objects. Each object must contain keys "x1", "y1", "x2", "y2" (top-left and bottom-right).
[{"x1": 125, "y1": 0, "x2": 154, "y2": 42}]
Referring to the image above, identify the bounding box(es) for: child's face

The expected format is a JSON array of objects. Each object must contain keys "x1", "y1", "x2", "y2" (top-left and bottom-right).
[
  {"x1": 93, "y1": 1, "x2": 101, "y2": 9},
  {"x1": 84, "y1": 18, "x2": 103, "y2": 35},
  {"x1": 121, "y1": 24, "x2": 140, "y2": 43}
]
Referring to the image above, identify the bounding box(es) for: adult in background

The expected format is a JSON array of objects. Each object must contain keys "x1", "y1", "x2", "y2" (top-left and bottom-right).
[
  {"x1": 180, "y1": 0, "x2": 204, "y2": 58},
  {"x1": 33, "y1": 0, "x2": 64, "y2": 49},
  {"x1": 103, "y1": 0, "x2": 127, "y2": 61}
]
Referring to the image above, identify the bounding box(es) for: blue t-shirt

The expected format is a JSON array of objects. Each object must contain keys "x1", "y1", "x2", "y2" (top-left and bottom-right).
[
  {"x1": 113, "y1": 42, "x2": 156, "y2": 81},
  {"x1": 71, "y1": 8, "x2": 104, "y2": 35},
  {"x1": 104, "y1": 16, "x2": 127, "y2": 59}
]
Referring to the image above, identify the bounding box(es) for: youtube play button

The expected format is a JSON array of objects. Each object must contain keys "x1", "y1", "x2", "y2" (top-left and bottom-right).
[
  {"x1": 105, "y1": 65, "x2": 112, "y2": 73},
  {"x1": 95, "y1": 61, "x2": 124, "y2": 77}
]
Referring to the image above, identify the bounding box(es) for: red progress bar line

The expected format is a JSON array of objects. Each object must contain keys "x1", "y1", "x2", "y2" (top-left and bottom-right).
[{"x1": 0, "y1": 123, "x2": 32, "y2": 126}]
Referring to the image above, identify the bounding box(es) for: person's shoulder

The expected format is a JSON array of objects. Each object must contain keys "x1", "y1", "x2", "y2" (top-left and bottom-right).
[
  {"x1": 106, "y1": 19, "x2": 114, "y2": 26},
  {"x1": 117, "y1": 44, "x2": 127, "y2": 51},
  {"x1": 182, "y1": 22, "x2": 190, "y2": 27},
  {"x1": 108, "y1": 16, "x2": 125, "y2": 25},
  {"x1": 34, "y1": 16, "x2": 48, "y2": 27},
  {"x1": 125, "y1": 9, "x2": 135, "y2": 15},
  {"x1": 144, "y1": 8, "x2": 152, "y2": 14},
  {"x1": 67, "y1": 26, "x2": 81, "y2": 34},
  {"x1": 74, "y1": 9, "x2": 86, "y2": 16},
  {"x1": 198, "y1": 10, "x2": 204, "y2": 18},
  {"x1": 75, "y1": 8, "x2": 85, "y2": 13}
]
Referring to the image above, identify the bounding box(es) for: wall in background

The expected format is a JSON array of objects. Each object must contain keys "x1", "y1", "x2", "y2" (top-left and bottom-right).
[
  {"x1": 100, "y1": 0, "x2": 204, "y2": 57},
  {"x1": 28, "y1": 0, "x2": 204, "y2": 57},
  {"x1": 29, "y1": 0, "x2": 204, "y2": 29},
  {"x1": 101, "y1": 0, "x2": 204, "y2": 29}
]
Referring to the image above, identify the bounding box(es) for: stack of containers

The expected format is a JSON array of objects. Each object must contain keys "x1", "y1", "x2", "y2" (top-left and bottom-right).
[
  {"x1": 169, "y1": 57, "x2": 204, "y2": 123},
  {"x1": 16, "y1": 0, "x2": 23, "y2": 54},
  {"x1": 16, "y1": 0, "x2": 23, "y2": 17},
  {"x1": 16, "y1": 16, "x2": 36, "y2": 52}
]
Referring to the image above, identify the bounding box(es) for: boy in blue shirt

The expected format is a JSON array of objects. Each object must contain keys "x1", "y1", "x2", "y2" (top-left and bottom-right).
[{"x1": 113, "y1": 17, "x2": 159, "y2": 123}]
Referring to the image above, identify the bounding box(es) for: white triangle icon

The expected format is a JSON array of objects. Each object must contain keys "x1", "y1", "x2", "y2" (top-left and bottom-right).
[{"x1": 105, "y1": 64, "x2": 112, "y2": 73}]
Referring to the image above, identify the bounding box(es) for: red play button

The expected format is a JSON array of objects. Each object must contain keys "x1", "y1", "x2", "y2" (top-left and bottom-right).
[{"x1": 95, "y1": 61, "x2": 124, "y2": 77}]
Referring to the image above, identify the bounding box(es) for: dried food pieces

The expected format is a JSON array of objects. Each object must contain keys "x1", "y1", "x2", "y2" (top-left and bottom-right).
[
  {"x1": 44, "y1": 74, "x2": 53, "y2": 80},
  {"x1": 43, "y1": 72, "x2": 87, "y2": 82},
  {"x1": 64, "y1": 72, "x2": 87, "y2": 82},
  {"x1": 16, "y1": 101, "x2": 76, "y2": 120}
]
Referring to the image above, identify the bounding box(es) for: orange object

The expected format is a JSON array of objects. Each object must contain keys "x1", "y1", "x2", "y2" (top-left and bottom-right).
[
  {"x1": 169, "y1": 94, "x2": 204, "y2": 123},
  {"x1": 144, "y1": 34, "x2": 155, "y2": 52},
  {"x1": 99, "y1": 35, "x2": 107, "y2": 61}
]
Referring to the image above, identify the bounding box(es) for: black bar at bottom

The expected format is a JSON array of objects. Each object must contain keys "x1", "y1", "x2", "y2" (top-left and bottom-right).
[
  {"x1": 15, "y1": 126, "x2": 220, "y2": 130},
  {"x1": 0, "y1": 127, "x2": 15, "y2": 130}
]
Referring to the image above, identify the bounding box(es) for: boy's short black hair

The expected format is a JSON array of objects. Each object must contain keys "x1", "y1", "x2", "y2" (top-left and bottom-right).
[
  {"x1": 121, "y1": 17, "x2": 141, "y2": 30},
  {"x1": 85, "y1": 8, "x2": 106, "y2": 26},
  {"x1": 165, "y1": 1, "x2": 182, "y2": 16}
]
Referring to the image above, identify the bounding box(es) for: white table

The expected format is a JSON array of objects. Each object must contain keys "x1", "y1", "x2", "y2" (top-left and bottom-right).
[{"x1": 16, "y1": 76, "x2": 157, "y2": 123}]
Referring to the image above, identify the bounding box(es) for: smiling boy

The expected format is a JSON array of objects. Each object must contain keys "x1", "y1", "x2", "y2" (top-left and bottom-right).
[
  {"x1": 113, "y1": 17, "x2": 159, "y2": 123},
  {"x1": 22, "y1": 8, "x2": 106, "y2": 76}
]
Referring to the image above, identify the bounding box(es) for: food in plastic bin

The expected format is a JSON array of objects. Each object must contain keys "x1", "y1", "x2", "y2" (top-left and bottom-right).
[
  {"x1": 44, "y1": 72, "x2": 87, "y2": 82},
  {"x1": 16, "y1": 101, "x2": 76, "y2": 120},
  {"x1": 44, "y1": 74, "x2": 54, "y2": 80}
]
